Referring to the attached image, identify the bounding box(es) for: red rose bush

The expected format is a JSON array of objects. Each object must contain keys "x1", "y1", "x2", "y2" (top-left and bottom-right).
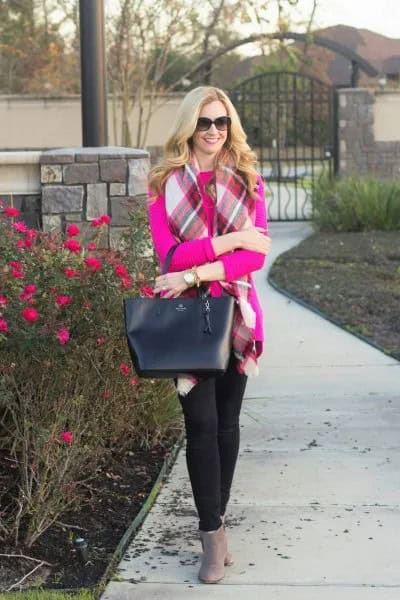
[{"x1": 0, "y1": 204, "x2": 179, "y2": 547}]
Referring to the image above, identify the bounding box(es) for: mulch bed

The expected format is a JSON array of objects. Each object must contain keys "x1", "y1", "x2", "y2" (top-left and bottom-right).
[
  {"x1": 268, "y1": 230, "x2": 400, "y2": 360},
  {"x1": 0, "y1": 427, "x2": 182, "y2": 592}
]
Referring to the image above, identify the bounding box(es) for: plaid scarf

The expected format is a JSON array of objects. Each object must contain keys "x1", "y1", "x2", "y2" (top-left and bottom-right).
[{"x1": 164, "y1": 158, "x2": 259, "y2": 396}]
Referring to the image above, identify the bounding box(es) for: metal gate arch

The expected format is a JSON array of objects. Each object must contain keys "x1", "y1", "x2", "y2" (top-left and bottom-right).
[{"x1": 230, "y1": 71, "x2": 336, "y2": 221}]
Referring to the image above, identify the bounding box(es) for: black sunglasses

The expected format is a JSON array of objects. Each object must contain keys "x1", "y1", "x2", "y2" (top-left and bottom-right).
[{"x1": 196, "y1": 116, "x2": 231, "y2": 131}]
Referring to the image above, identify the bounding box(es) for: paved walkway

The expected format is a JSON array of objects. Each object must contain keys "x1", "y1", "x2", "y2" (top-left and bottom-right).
[{"x1": 102, "y1": 222, "x2": 400, "y2": 600}]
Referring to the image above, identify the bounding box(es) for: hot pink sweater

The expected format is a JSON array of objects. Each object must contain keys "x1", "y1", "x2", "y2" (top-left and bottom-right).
[{"x1": 147, "y1": 172, "x2": 268, "y2": 355}]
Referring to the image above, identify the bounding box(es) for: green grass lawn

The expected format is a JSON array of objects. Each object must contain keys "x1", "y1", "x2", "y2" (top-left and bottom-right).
[{"x1": 0, "y1": 590, "x2": 96, "y2": 600}]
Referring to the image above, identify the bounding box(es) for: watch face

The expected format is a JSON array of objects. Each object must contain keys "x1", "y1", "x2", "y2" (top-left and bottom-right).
[{"x1": 184, "y1": 272, "x2": 195, "y2": 285}]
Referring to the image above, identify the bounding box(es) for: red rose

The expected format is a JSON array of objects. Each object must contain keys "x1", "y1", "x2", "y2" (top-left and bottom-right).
[
  {"x1": 24, "y1": 284, "x2": 37, "y2": 294},
  {"x1": 121, "y1": 277, "x2": 133, "y2": 289},
  {"x1": 91, "y1": 214, "x2": 111, "y2": 227},
  {"x1": 12, "y1": 221, "x2": 28, "y2": 233},
  {"x1": 25, "y1": 229, "x2": 38, "y2": 240},
  {"x1": 19, "y1": 292, "x2": 34, "y2": 302},
  {"x1": 64, "y1": 268, "x2": 79, "y2": 278},
  {"x1": 56, "y1": 295, "x2": 72, "y2": 307},
  {"x1": 96, "y1": 337, "x2": 106, "y2": 345},
  {"x1": 0, "y1": 296, "x2": 7, "y2": 306},
  {"x1": 84, "y1": 256, "x2": 102, "y2": 271},
  {"x1": 66, "y1": 224, "x2": 80, "y2": 237},
  {"x1": 130, "y1": 376, "x2": 139, "y2": 386},
  {"x1": 11, "y1": 270, "x2": 24, "y2": 279},
  {"x1": 140, "y1": 286, "x2": 154, "y2": 298},
  {"x1": 63, "y1": 239, "x2": 82, "y2": 254},
  {"x1": 9, "y1": 261, "x2": 22, "y2": 269},
  {"x1": 0, "y1": 319, "x2": 8, "y2": 333},
  {"x1": 56, "y1": 328, "x2": 70, "y2": 345},
  {"x1": 86, "y1": 242, "x2": 97, "y2": 251},
  {"x1": 115, "y1": 264, "x2": 129, "y2": 278},
  {"x1": 4, "y1": 207, "x2": 20, "y2": 217},
  {"x1": 120, "y1": 363, "x2": 130, "y2": 376},
  {"x1": 21, "y1": 308, "x2": 39, "y2": 322},
  {"x1": 60, "y1": 431, "x2": 74, "y2": 445}
]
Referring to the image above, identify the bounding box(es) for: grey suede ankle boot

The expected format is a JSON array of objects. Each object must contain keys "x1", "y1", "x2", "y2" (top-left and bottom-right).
[
  {"x1": 221, "y1": 513, "x2": 234, "y2": 566},
  {"x1": 198, "y1": 524, "x2": 227, "y2": 583}
]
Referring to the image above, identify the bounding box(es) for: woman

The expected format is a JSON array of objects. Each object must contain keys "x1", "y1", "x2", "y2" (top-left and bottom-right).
[{"x1": 147, "y1": 86, "x2": 272, "y2": 584}]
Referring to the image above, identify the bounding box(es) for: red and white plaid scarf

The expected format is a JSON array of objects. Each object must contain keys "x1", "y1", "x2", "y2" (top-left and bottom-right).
[{"x1": 164, "y1": 158, "x2": 259, "y2": 396}]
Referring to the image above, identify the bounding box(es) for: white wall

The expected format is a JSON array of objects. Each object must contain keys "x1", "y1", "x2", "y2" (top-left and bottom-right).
[
  {"x1": 374, "y1": 92, "x2": 400, "y2": 142},
  {"x1": 0, "y1": 151, "x2": 41, "y2": 194},
  {"x1": 0, "y1": 94, "x2": 185, "y2": 150}
]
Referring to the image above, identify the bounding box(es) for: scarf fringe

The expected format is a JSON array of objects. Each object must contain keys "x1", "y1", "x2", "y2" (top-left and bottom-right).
[
  {"x1": 177, "y1": 358, "x2": 259, "y2": 397},
  {"x1": 244, "y1": 361, "x2": 259, "y2": 377},
  {"x1": 238, "y1": 297, "x2": 256, "y2": 330},
  {"x1": 177, "y1": 376, "x2": 197, "y2": 397}
]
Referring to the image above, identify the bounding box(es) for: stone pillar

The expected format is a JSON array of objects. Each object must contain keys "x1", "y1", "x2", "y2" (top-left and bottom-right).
[
  {"x1": 337, "y1": 89, "x2": 374, "y2": 177},
  {"x1": 40, "y1": 147, "x2": 149, "y2": 248},
  {"x1": 338, "y1": 89, "x2": 400, "y2": 179},
  {"x1": 146, "y1": 145, "x2": 164, "y2": 166}
]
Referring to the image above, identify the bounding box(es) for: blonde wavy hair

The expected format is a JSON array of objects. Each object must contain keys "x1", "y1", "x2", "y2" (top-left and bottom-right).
[{"x1": 148, "y1": 86, "x2": 259, "y2": 201}]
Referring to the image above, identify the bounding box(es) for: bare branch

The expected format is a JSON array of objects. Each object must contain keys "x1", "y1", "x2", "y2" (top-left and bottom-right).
[
  {"x1": 6, "y1": 561, "x2": 47, "y2": 592},
  {"x1": 0, "y1": 553, "x2": 53, "y2": 566}
]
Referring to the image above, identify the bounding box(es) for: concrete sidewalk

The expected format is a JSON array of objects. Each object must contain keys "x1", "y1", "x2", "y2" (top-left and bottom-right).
[{"x1": 102, "y1": 222, "x2": 400, "y2": 600}]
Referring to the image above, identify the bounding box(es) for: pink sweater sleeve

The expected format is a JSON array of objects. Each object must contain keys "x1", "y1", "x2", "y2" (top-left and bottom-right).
[
  {"x1": 219, "y1": 176, "x2": 269, "y2": 282},
  {"x1": 147, "y1": 194, "x2": 217, "y2": 271}
]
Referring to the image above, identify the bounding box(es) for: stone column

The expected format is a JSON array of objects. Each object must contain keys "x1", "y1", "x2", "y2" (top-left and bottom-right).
[
  {"x1": 40, "y1": 147, "x2": 149, "y2": 248},
  {"x1": 337, "y1": 89, "x2": 375, "y2": 177},
  {"x1": 337, "y1": 89, "x2": 400, "y2": 179}
]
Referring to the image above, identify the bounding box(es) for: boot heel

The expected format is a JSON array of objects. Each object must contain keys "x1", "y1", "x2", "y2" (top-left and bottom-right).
[
  {"x1": 198, "y1": 525, "x2": 227, "y2": 584},
  {"x1": 200, "y1": 537, "x2": 234, "y2": 567},
  {"x1": 220, "y1": 514, "x2": 234, "y2": 566}
]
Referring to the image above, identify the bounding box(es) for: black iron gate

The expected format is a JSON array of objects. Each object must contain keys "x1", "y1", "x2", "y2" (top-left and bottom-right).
[{"x1": 230, "y1": 71, "x2": 337, "y2": 221}]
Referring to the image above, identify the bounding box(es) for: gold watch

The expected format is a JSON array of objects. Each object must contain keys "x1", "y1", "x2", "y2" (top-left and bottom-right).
[{"x1": 183, "y1": 266, "x2": 201, "y2": 287}]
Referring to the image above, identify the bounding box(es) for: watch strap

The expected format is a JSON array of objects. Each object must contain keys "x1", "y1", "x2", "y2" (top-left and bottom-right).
[{"x1": 191, "y1": 266, "x2": 201, "y2": 287}]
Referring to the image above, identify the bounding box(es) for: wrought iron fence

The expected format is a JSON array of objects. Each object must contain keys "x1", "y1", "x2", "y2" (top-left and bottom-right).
[{"x1": 231, "y1": 71, "x2": 337, "y2": 221}]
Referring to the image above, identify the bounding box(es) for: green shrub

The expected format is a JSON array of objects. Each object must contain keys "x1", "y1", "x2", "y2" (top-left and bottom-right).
[
  {"x1": 311, "y1": 175, "x2": 400, "y2": 231},
  {"x1": 0, "y1": 203, "x2": 180, "y2": 547}
]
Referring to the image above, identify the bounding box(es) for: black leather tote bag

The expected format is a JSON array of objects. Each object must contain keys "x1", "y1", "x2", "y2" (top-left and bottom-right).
[{"x1": 123, "y1": 244, "x2": 235, "y2": 378}]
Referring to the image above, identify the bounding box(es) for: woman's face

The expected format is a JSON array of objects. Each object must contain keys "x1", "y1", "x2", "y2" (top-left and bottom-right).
[{"x1": 192, "y1": 100, "x2": 229, "y2": 161}]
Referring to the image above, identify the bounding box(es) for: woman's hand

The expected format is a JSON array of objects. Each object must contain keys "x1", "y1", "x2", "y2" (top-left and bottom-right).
[
  {"x1": 153, "y1": 271, "x2": 189, "y2": 298},
  {"x1": 238, "y1": 226, "x2": 272, "y2": 254}
]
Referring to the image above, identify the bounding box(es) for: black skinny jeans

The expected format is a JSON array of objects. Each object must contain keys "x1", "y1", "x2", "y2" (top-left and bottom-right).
[{"x1": 176, "y1": 352, "x2": 248, "y2": 532}]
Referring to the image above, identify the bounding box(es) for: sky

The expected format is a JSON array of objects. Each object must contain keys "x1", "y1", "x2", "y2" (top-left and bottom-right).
[
  {"x1": 236, "y1": 0, "x2": 400, "y2": 56},
  {"x1": 103, "y1": 1, "x2": 400, "y2": 41},
  {"x1": 104, "y1": 0, "x2": 400, "y2": 39},
  {"x1": 294, "y1": 0, "x2": 400, "y2": 39}
]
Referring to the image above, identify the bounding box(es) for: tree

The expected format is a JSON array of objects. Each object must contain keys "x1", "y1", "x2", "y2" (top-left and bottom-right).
[
  {"x1": 0, "y1": 0, "x2": 79, "y2": 94},
  {"x1": 106, "y1": 0, "x2": 318, "y2": 147},
  {"x1": 106, "y1": 0, "x2": 199, "y2": 146},
  {"x1": 0, "y1": 0, "x2": 318, "y2": 146}
]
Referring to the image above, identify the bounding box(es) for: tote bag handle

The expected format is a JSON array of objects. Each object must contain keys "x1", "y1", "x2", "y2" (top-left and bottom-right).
[
  {"x1": 157, "y1": 243, "x2": 206, "y2": 299},
  {"x1": 161, "y1": 244, "x2": 179, "y2": 275}
]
